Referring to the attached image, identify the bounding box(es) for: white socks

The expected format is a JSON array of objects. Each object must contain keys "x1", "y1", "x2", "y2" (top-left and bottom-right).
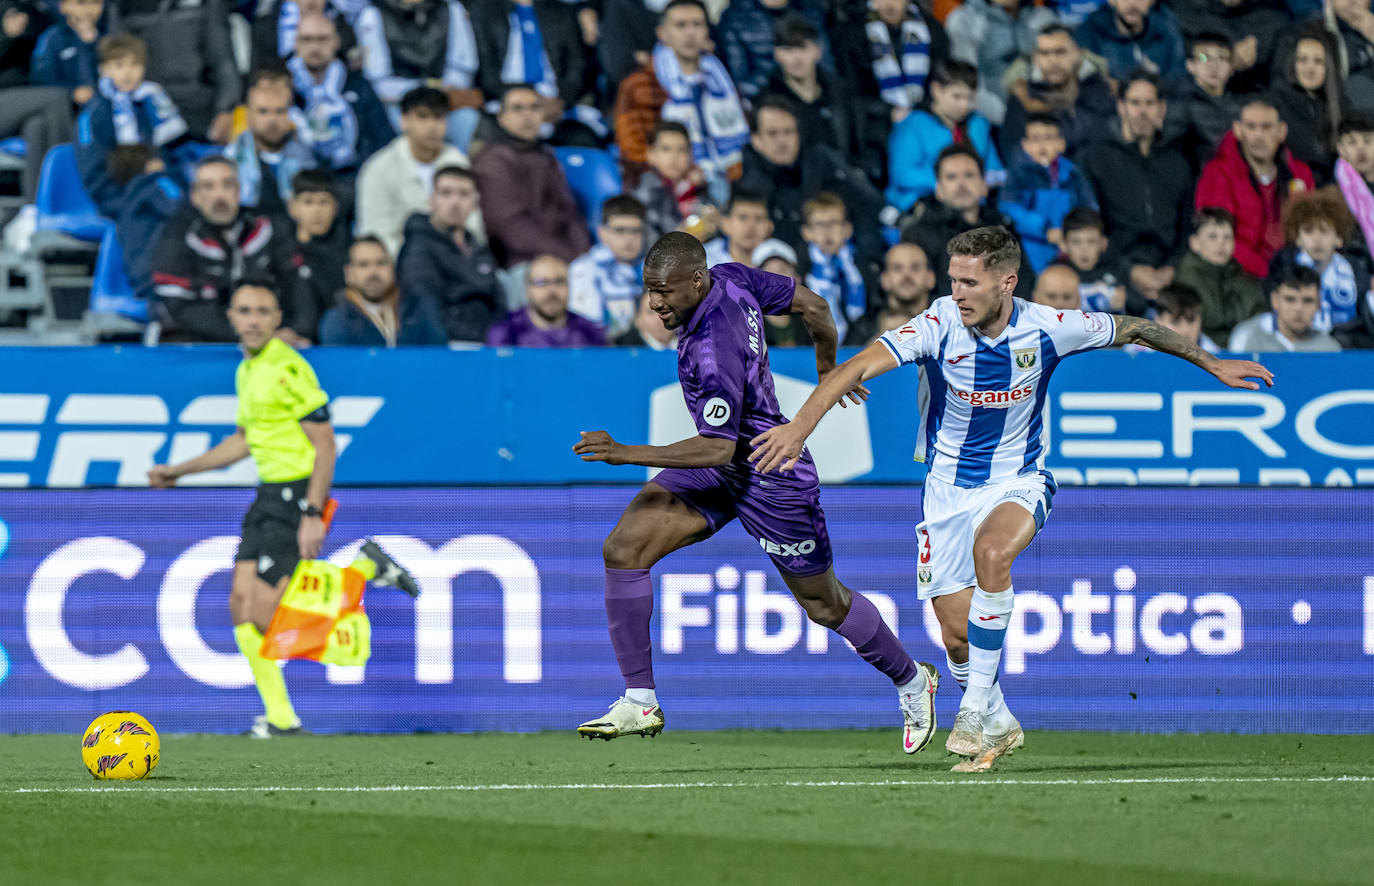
[
  {"x1": 947, "y1": 653, "x2": 1015, "y2": 731},
  {"x1": 626, "y1": 688, "x2": 657, "y2": 707},
  {"x1": 964, "y1": 585, "x2": 1014, "y2": 716}
]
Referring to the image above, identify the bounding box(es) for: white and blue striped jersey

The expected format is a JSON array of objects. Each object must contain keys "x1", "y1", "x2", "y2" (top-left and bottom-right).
[{"x1": 877, "y1": 296, "x2": 1116, "y2": 488}]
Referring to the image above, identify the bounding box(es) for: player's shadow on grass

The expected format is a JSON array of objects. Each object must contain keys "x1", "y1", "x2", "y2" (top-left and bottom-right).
[{"x1": 991, "y1": 759, "x2": 1257, "y2": 775}]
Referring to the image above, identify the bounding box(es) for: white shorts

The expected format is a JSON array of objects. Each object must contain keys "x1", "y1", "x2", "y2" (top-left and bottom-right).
[{"x1": 914, "y1": 471, "x2": 1056, "y2": 600}]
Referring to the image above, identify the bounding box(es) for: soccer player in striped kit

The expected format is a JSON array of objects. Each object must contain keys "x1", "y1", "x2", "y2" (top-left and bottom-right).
[{"x1": 751, "y1": 226, "x2": 1273, "y2": 772}]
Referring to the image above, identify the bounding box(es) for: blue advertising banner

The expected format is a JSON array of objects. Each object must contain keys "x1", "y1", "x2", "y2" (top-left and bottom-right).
[
  {"x1": 1, "y1": 487, "x2": 1370, "y2": 735},
  {"x1": 0, "y1": 347, "x2": 1371, "y2": 488}
]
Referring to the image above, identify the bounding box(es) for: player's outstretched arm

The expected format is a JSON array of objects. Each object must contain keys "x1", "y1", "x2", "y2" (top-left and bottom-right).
[
  {"x1": 1112, "y1": 316, "x2": 1275, "y2": 390},
  {"x1": 148, "y1": 428, "x2": 250, "y2": 487},
  {"x1": 791, "y1": 284, "x2": 869, "y2": 408},
  {"x1": 749, "y1": 342, "x2": 900, "y2": 474},
  {"x1": 574, "y1": 430, "x2": 736, "y2": 468}
]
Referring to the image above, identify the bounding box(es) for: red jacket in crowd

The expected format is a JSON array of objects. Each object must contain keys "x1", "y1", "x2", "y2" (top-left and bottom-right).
[{"x1": 1195, "y1": 130, "x2": 1315, "y2": 278}]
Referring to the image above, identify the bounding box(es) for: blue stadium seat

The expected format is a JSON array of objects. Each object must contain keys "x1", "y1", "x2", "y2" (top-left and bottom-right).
[
  {"x1": 554, "y1": 147, "x2": 622, "y2": 236},
  {"x1": 89, "y1": 226, "x2": 147, "y2": 323},
  {"x1": 34, "y1": 143, "x2": 109, "y2": 242},
  {"x1": 0, "y1": 137, "x2": 26, "y2": 159}
]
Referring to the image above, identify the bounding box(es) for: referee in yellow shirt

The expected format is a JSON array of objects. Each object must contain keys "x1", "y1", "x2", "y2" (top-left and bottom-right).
[{"x1": 150, "y1": 281, "x2": 417, "y2": 737}]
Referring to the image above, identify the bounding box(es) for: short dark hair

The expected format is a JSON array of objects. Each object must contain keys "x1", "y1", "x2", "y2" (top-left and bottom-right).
[
  {"x1": 1338, "y1": 112, "x2": 1374, "y2": 138},
  {"x1": 1036, "y1": 23, "x2": 1075, "y2": 43},
  {"x1": 1062, "y1": 207, "x2": 1105, "y2": 236},
  {"x1": 725, "y1": 186, "x2": 769, "y2": 215},
  {"x1": 1154, "y1": 285, "x2": 1202, "y2": 321},
  {"x1": 1270, "y1": 263, "x2": 1321, "y2": 292},
  {"x1": 1193, "y1": 206, "x2": 1236, "y2": 234},
  {"x1": 98, "y1": 34, "x2": 146, "y2": 65},
  {"x1": 348, "y1": 236, "x2": 390, "y2": 261},
  {"x1": 400, "y1": 86, "x2": 449, "y2": 115},
  {"x1": 499, "y1": 82, "x2": 540, "y2": 107},
  {"x1": 1119, "y1": 69, "x2": 1161, "y2": 101},
  {"x1": 935, "y1": 143, "x2": 984, "y2": 177},
  {"x1": 231, "y1": 278, "x2": 280, "y2": 306},
  {"x1": 645, "y1": 230, "x2": 707, "y2": 275},
  {"x1": 774, "y1": 14, "x2": 820, "y2": 48},
  {"x1": 107, "y1": 144, "x2": 157, "y2": 186},
  {"x1": 1187, "y1": 31, "x2": 1232, "y2": 54},
  {"x1": 291, "y1": 168, "x2": 337, "y2": 198},
  {"x1": 1238, "y1": 94, "x2": 1279, "y2": 118},
  {"x1": 749, "y1": 93, "x2": 799, "y2": 133},
  {"x1": 1022, "y1": 112, "x2": 1063, "y2": 135},
  {"x1": 651, "y1": 120, "x2": 691, "y2": 147},
  {"x1": 931, "y1": 59, "x2": 978, "y2": 91},
  {"x1": 246, "y1": 66, "x2": 292, "y2": 95},
  {"x1": 193, "y1": 155, "x2": 237, "y2": 180},
  {"x1": 602, "y1": 194, "x2": 647, "y2": 222},
  {"x1": 434, "y1": 165, "x2": 476, "y2": 188},
  {"x1": 947, "y1": 226, "x2": 1021, "y2": 275},
  {"x1": 660, "y1": 0, "x2": 708, "y2": 24}
]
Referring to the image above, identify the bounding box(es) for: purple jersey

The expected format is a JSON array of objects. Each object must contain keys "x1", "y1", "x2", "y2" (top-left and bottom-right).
[
  {"x1": 677, "y1": 263, "x2": 817, "y2": 488},
  {"x1": 484, "y1": 309, "x2": 607, "y2": 348}
]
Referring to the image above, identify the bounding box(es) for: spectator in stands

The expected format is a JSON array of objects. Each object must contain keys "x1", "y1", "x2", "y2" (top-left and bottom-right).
[
  {"x1": 628, "y1": 121, "x2": 718, "y2": 241},
  {"x1": 1128, "y1": 285, "x2": 1220, "y2": 355},
  {"x1": 801, "y1": 192, "x2": 868, "y2": 342},
  {"x1": 764, "y1": 15, "x2": 852, "y2": 158},
  {"x1": 1171, "y1": 0, "x2": 1290, "y2": 95},
  {"x1": 359, "y1": 0, "x2": 482, "y2": 150},
  {"x1": 598, "y1": 0, "x2": 656, "y2": 88},
  {"x1": 107, "y1": 143, "x2": 181, "y2": 302},
  {"x1": 396, "y1": 165, "x2": 504, "y2": 342},
  {"x1": 1074, "y1": 0, "x2": 1184, "y2": 82},
  {"x1": 1060, "y1": 207, "x2": 1130, "y2": 313},
  {"x1": 226, "y1": 68, "x2": 319, "y2": 219},
  {"x1": 1327, "y1": 0, "x2": 1374, "y2": 115},
  {"x1": 319, "y1": 236, "x2": 447, "y2": 346},
  {"x1": 945, "y1": 0, "x2": 1054, "y2": 125},
  {"x1": 717, "y1": 0, "x2": 828, "y2": 101},
  {"x1": 471, "y1": 0, "x2": 588, "y2": 133},
  {"x1": 472, "y1": 83, "x2": 589, "y2": 295},
  {"x1": 76, "y1": 35, "x2": 188, "y2": 218},
  {"x1": 356, "y1": 86, "x2": 473, "y2": 257},
  {"x1": 485, "y1": 254, "x2": 606, "y2": 346},
  {"x1": 569, "y1": 195, "x2": 647, "y2": 339},
  {"x1": 900, "y1": 144, "x2": 1034, "y2": 298},
  {"x1": 252, "y1": 0, "x2": 361, "y2": 69},
  {"x1": 614, "y1": 0, "x2": 749, "y2": 192},
  {"x1": 737, "y1": 94, "x2": 885, "y2": 265},
  {"x1": 1031, "y1": 262, "x2": 1082, "y2": 310},
  {"x1": 1000, "y1": 24, "x2": 1115, "y2": 163},
  {"x1": 288, "y1": 13, "x2": 394, "y2": 177},
  {"x1": 1165, "y1": 32, "x2": 1242, "y2": 174},
  {"x1": 151, "y1": 157, "x2": 312, "y2": 343},
  {"x1": 287, "y1": 169, "x2": 347, "y2": 328},
  {"x1": 748, "y1": 238, "x2": 813, "y2": 346},
  {"x1": 1335, "y1": 113, "x2": 1374, "y2": 261},
  {"x1": 703, "y1": 187, "x2": 777, "y2": 266},
  {"x1": 999, "y1": 112, "x2": 1097, "y2": 272},
  {"x1": 844, "y1": 0, "x2": 947, "y2": 124},
  {"x1": 1271, "y1": 25, "x2": 1348, "y2": 183},
  {"x1": 842, "y1": 241, "x2": 935, "y2": 345},
  {"x1": 886, "y1": 60, "x2": 1003, "y2": 213},
  {"x1": 30, "y1": 0, "x2": 101, "y2": 105},
  {"x1": 1082, "y1": 71, "x2": 1193, "y2": 306},
  {"x1": 0, "y1": 0, "x2": 70, "y2": 203},
  {"x1": 110, "y1": 0, "x2": 239, "y2": 143},
  {"x1": 614, "y1": 291, "x2": 679, "y2": 349},
  {"x1": 1173, "y1": 207, "x2": 1267, "y2": 346},
  {"x1": 1229, "y1": 264, "x2": 1341, "y2": 351},
  {"x1": 1269, "y1": 188, "x2": 1370, "y2": 331},
  {"x1": 1197, "y1": 96, "x2": 1316, "y2": 278}
]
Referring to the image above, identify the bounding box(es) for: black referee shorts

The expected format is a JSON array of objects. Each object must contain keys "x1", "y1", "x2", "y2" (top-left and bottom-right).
[{"x1": 235, "y1": 479, "x2": 310, "y2": 585}]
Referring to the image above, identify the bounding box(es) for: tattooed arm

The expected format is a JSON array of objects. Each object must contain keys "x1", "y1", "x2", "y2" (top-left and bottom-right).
[{"x1": 1113, "y1": 315, "x2": 1276, "y2": 390}]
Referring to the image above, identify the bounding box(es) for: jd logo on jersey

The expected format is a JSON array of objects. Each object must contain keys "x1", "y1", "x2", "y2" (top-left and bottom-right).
[
  {"x1": 1013, "y1": 348, "x2": 1038, "y2": 371},
  {"x1": 703, "y1": 398, "x2": 732, "y2": 427}
]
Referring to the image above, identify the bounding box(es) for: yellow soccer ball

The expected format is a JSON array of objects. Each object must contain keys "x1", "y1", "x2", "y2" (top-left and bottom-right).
[{"x1": 81, "y1": 712, "x2": 160, "y2": 780}]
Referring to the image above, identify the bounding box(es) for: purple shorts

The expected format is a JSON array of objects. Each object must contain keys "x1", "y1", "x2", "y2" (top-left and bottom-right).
[{"x1": 652, "y1": 466, "x2": 833, "y2": 577}]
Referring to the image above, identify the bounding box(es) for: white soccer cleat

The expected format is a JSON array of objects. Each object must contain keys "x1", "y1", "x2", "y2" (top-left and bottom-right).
[
  {"x1": 951, "y1": 722, "x2": 1025, "y2": 773},
  {"x1": 246, "y1": 715, "x2": 304, "y2": 739},
  {"x1": 899, "y1": 662, "x2": 940, "y2": 754},
  {"x1": 577, "y1": 697, "x2": 666, "y2": 740},
  {"x1": 945, "y1": 708, "x2": 984, "y2": 758}
]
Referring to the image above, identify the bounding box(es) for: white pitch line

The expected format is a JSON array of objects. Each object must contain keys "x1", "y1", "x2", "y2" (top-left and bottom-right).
[{"x1": 6, "y1": 775, "x2": 1373, "y2": 795}]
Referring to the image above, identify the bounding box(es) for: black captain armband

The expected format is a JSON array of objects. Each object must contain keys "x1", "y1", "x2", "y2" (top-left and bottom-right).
[{"x1": 301, "y1": 404, "x2": 332, "y2": 423}]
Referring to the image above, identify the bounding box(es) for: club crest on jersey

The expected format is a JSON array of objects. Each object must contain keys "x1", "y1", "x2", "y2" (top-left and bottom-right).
[
  {"x1": 918, "y1": 569, "x2": 932, "y2": 584},
  {"x1": 1013, "y1": 348, "x2": 1037, "y2": 370}
]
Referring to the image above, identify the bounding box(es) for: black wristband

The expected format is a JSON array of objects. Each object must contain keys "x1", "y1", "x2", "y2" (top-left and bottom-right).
[{"x1": 299, "y1": 501, "x2": 323, "y2": 518}]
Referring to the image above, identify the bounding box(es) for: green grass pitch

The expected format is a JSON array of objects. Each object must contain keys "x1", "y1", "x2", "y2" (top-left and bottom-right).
[{"x1": 2, "y1": 730, "x2": 1372, "y2": 885}]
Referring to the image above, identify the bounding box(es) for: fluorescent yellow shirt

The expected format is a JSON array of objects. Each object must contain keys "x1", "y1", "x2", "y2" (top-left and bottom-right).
[{"x1": 234, "y1": 338, "x2": 330, "y2": 483}]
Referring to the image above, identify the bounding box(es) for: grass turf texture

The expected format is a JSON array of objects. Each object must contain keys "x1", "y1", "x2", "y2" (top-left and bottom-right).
[{"x1": 2, "y1": 730, "x2": 1371, "y2": 886}]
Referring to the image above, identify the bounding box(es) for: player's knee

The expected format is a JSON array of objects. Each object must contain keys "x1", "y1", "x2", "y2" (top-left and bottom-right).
[
  {"x1": 602, "y1": 529, "x2": 648, "y2": 570},
  {"x1": 972, "y1": 538, "x2": 1016, "y2": 580}
]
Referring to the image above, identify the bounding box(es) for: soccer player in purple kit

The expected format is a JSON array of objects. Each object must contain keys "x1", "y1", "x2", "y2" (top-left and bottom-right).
[{"x1": 572, "y1": 232, "x2": 941, "y2": 753}]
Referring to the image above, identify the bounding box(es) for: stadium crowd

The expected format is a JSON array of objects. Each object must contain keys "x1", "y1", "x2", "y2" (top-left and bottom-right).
[{"x1": 2, "y1": 0, "x2": 1373, "y2": 351}]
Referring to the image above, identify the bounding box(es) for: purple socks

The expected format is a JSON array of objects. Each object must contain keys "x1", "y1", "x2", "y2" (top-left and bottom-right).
[
  {"x1": 604, "y1": 567, "x2": 655, "y2": 689},
  {"x1": 836, "y1": 591, "x2": 919, "y2": 686}
]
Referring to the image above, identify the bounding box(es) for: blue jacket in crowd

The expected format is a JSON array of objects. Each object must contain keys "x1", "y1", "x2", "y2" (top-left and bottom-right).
[
  {"x1": 319, "y1": 291, "x2": 448, "y2": 347},
  {"x1": 76, "y1": 91, "x2": 186, "y2": 218},
  {"x1": 1075, "y1": 2, "x2": 1185, "y2": 82},
  {"x1": 30, "y1": 22, "x2": 98, "y2": 91},
  {"x1": 998, "y1": 149, "x2": 1098, "y2": 271},
  {"x1": 116, "y1": 170, "x2": 184, "y2": 301},
  {"x1": 885, "y1": 109, "x2": 1004, "y2": 212},
  {"x1": 716, "y1": 0, "x2": 830, "y2": 99}
]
